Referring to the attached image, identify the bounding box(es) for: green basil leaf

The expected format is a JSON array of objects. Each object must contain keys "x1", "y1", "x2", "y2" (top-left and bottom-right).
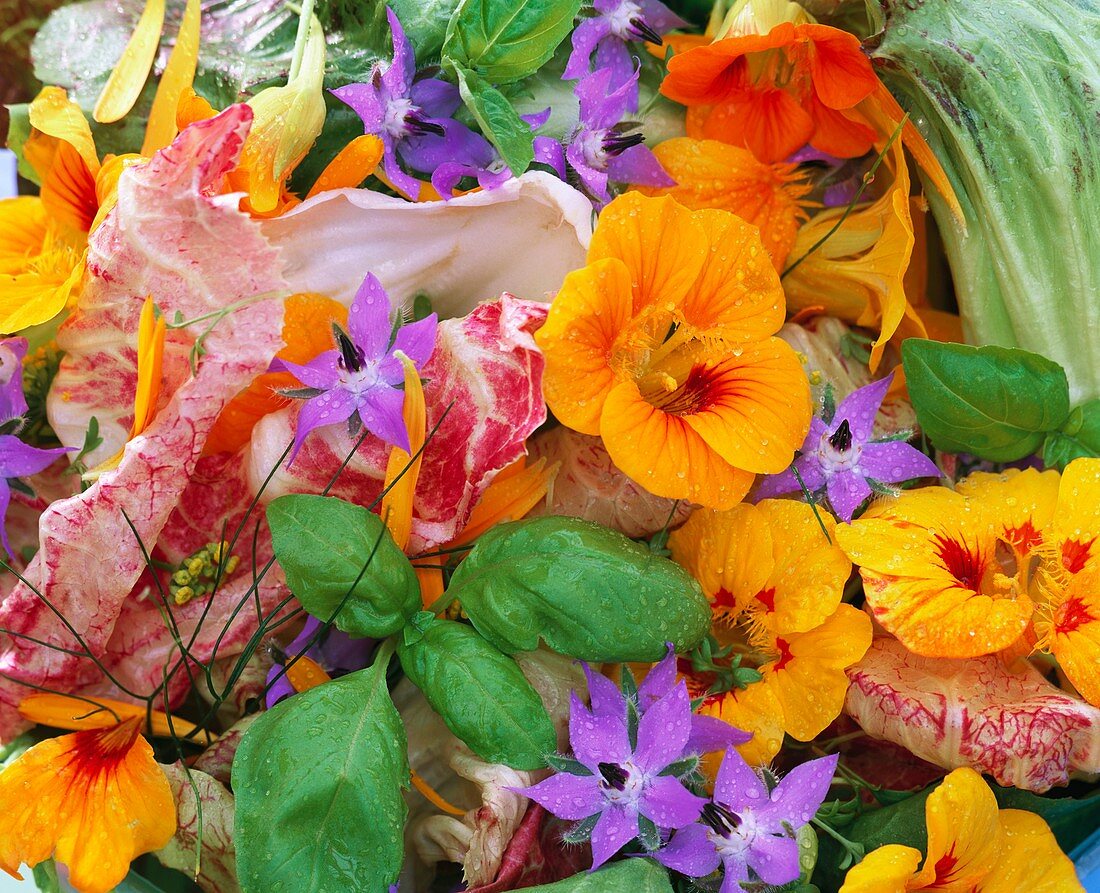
[
  {"x1": 389, "y1": 0, "x2": 461, "y2": 60},
  {"x1": 397, "y1": 618, "x2": 556, "y2": 769},
  {"x1": 902, "y1": 339, "x2": 1071, "y2": 461},
  {"x1": 1043, "y1": 399, "x2": 1100, "y2": 469},
  {"x1": 452, "y1": 63, "x2": 534, "y2": 174},
  {"x1": 447, "y1": 516, "x2": 711, "y2": 661},
  {"x1": 442, "y1": 0, "x2": 581, "y2": 83},
  {"x1": 233, "y1": 649, "x2": 407, "y2": 893},
  {"x1": 521, "y1": 859, "x2": 674, "y2": 892},
  {"x1": 267, "y1": 494, "x2": 419, "y2": 638}
]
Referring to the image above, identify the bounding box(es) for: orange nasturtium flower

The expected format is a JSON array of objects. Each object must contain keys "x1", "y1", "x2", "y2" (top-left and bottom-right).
[
  {"x1": 660, "y1": 16, "x2": 878, "y2": 163},
  {"x1": 536, "y1": 192, "x2": 811, "y2": 509},
  {"x1": 0, "y1": 715, "x2": 176, "y2": 893},
  {"x1": 636, "y1": 137, "x2": 813, "y2": 270},
  {"x1": 840, "y1": 768, "x2": 1082, "y2": 893},
  {"x1": 669, "y1": 499, "x2": 871, "y2": 759}
]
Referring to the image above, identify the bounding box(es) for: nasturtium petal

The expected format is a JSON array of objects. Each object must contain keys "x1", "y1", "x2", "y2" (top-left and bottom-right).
[
  {"x1": 914, "y1": 768, "x2": 1002, "y2": 892},
  {"x1": 447, "y1": 516, "x2": 711, "y2": 661}
]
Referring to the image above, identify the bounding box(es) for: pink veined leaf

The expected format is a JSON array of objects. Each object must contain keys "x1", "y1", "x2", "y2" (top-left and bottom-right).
[
  {"x1": 845, "y1": 636, "x2": 1100, "y2": 792},
  {"x1": 0, "y1": 105, "x2": 288, "y2": 741},
  {"x1": 527, "y1": 426, "x2": 693, "y2": 538},
  {"x1": 247, "y1": 294, "x2": 549, "y2": 554},
  {"x1": 157, "y1": 763, "x2": 240, "y2": 893}
]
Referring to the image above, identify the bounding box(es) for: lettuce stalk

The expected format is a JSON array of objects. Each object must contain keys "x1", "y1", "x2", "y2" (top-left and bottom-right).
[{"x1": 871, "y1": 0, "x2": 1100, "y2": 402}]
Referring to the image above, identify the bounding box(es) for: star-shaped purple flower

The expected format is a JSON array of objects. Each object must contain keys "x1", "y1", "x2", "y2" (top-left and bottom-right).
[
  {"x1": 332, "y1": 9, "x2": 497, "y2": 200},
  {"x1": 265, "y1": 615, "x2": 376, "y2": 707},
  {"x1": 655, "y1": 749, "x2": 837, "y2": 893},
  {"x1": 534, "y1": 67, "x2": 673, "y2": 205},
  {"x1": 518, "y1": 679, "x2": 706, "y2": 870},
  {"x1": 754, "y1": 372, "x2": 941, "y2": 522},
  {"x1": 0, "y1": 338, "x2": 28, "y2": 423},
  {"x1": 563, "y1": 0, "x2": 687, "y2": 109},
  {"x1": 278, "y1": 272, "x2": 437, "y2": 462},
  {"x1": 583, "y1": 644, "x2": 750, "y2": 757}
]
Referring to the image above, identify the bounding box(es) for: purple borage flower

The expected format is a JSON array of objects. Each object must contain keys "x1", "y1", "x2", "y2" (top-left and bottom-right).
[
  {"x1": 563, "y1": 0, "x2": 687, "y2": 110},
  {"x1": 266, "y1": 615, "x2": 375, "y2": 708},
  {"x1": 277, "y1": 272, "x2": 437, "y2": 462},
  {"x1": 332, "y1": 9, "x2": 498, "y2": 200},
  {"x1": 583, "y1": 644, "x2": 750, "y2": 756},
  {"x1": 534, "y1": 68, "x2": 673, "y2": 205},
  {"x1": 655, "y1": 749, "x2": 837, "y2": 892},
  {"x1": 754, "y1": 372, "x2": 941, "y2": 521}
]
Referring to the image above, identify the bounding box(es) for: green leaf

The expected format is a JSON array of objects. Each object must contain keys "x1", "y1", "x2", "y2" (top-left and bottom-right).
[
  {"x1": 442, "y1": 0, "x2": 581, "y2": 83},
  {"x1": 4, "y1": 104, "x2": 36, "y2": 183},
  {"x1": 446, "y1": 516, "x2": 711, "y2": 661},
  {"x1": 1043, "y1": 399, "x2": 1100, "y2": 469},
  {"x1": 31, "y1": 861, "x2": 60, "y2": 893},
  {"x1": 389, "y1": 0, "x2": 461, "y2": 60},
  {"x1": 267, "y1": 495, "x2": 420, "y2": 638},
  {"x1": 520, "y1": 859, "x2": 674, "y2": 892},
  {"x1": 452, "y1": 63, "x2": 534, "y2": 174},
  {"x1": 901, "y1": 339, "x2": 1071, "y2": 461},
  {"x1": 397, "y1": 618, "x2": 556, "y2": 769},
  {"x1": 233, "y1": 648, "x2": 407, "y2": 893}
]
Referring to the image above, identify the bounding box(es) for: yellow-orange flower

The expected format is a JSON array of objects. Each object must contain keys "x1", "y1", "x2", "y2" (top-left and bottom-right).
[
  {"x1": 637, "y1": 137, "x2": 812, "y2": 270},
  {"x1": 840, "y1": 768, "x2": 1081, "y2": 893},
  {"x1": 670, "y1": 499, "x2": 869, "y2": 746},
  {"x1": 837, "y1": 484, "x2": 1036, "y2": 659},
  {"x1": 0, "y1": 717, "x2": 176, "y2": 893},
  {"x1": 536, "y1": 192, "x2": 811, "y2": 509}
]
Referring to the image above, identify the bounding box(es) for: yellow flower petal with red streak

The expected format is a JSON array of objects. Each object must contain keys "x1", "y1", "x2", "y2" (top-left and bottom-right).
[
  {"x1": 306, "y1": 134, "x2": 385, "y2": 198},
  {"x1": 840, "y1": 845, "x2": 923, "y2": 893},
  {"x1": 980, "y1": 810, "x2": 1083, "y2": 893},
  {"x1": 204, "y1": 293, "x2": 347, "y2": 456},
  {"x1": 0, "y1": 718, "x2": 175, "y2": 893},
  {"x1": 536, "y1": 258, "x2": 635, "y2": 435},
  {"x1": 600, "y1": 375, "x2": 755, "y2": 509},
  {"x1": 760, "y1": 603, "x2": 871, "y2": 740},
  {"x1": 141, "y1": 0, "x2": 201, "y2": 156},
  {"x1": 588, "y1": 192, "x2": 708, "y2": 316},
  {"x1": 914, "y1": 767, "x2": 1002, "y2": 892},
  {"x1": 700, "y1": 677, "x2": 785, "y2": 767},
  {"x1": 782, "y1": 110, "x2": 922, "y2": 372},
  {"x1": 668, "y1": 503, "x2": 773, "y2": 624},
  {"x1": 954, "y1": 468, "x2": 1059, "y2": 569},
  {"x1": 837, "y1": 487, "x2": 1032, "y2": 658},
  {"x1": 1048, "y1": 457, "x2": 1100, "y2": 577},
  {"x1": 94, "y1": 0, "x2": 167, "y2": 124},
  {"x1": 382, "y1": 354, "x2": 427, "y2": 552},
  {"x1": 756, "y1": 498, "x2": 849, "y2": 634},
  {"x1": 18, "y1": 692, "x2": 203, "y2": 740},
  {"x1": 677, "y1": 207, "x2": 788, "y2": 341},
  {"x1": 638, "y1": 137, "x2": 812, "y2": 271},
  {"x1": 1036, "y1": 561, "x2": 1100, "y2": 706},
  {"x1": 675, "y1": 338, "x2": 811, "y2": 474}
]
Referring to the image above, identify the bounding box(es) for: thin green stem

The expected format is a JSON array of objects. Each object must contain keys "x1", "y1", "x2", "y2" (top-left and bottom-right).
[{"x1": 287, "y1": 0, "x2": 317, "y2": 81}]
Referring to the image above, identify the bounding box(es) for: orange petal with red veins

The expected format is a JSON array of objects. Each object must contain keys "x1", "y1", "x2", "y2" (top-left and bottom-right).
[
  {"x1": 1042, "y1": 562, "x2": 1100, "y2": 706},
  {"x1": 0, "y1": 719, "x2": 175, "y2": 893},
  {"x1": 38, "y1": 140, "x2": 99, "y2": 233},
  {"x1": 668, "y1": 504, "x2": 774, "y2": 622},
  {"x1": 761, "y1": 604, "x2": 871, "y2": 740},
  {"x1": 678, "y1": 337, "x2": 811, "y2": 475},
  {"x1": 599, "y1": 378, "x2": 754, "y2": 510},
  {"x1": 676, "y1": 208, "x2": 787, "y2": 339},
  {"x1": 536, "y1": 257, "x2": 635, "y2": 436},
  {"x1": 804, "y1": 24, "x2": 878, "y2": 110},
  {"x1": 1049, "y1": 458, "x2": 1100, "y2": 576},
  {"x1": 587, "y1": 192, "x2": 708, "y2": 315},
  {"x1": 639, "y1": 137, "x2": 811, "y2": 271}
]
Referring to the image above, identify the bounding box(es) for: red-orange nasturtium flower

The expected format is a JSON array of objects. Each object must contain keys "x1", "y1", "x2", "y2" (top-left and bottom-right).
[
  {"x1": 535, "y1": 192, "x2": 811, "y2": 509},
  {"x1": 660, "y1": 17, "x2": 878, "y2": 163},
  {"x1": 0, "y1": 715, "x2": 176, "y2": 893},
  {"x1": 840, "y1": 768, "x2": 1081, "y2": 893}
]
